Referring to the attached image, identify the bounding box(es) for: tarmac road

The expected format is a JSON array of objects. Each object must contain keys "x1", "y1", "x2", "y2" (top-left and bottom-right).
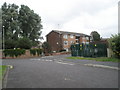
[{"x1": 2, "y1": 55, "x2": 118, "y2": 88}]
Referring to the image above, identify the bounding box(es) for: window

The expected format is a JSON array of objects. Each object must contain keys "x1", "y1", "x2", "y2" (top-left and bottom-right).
[
  {"x1": 63, "y1": 35, "x2": 68, "y2": 39},
  {"x1": 82, "y1": 41, "x2": 85, "y2": 44},
  {"x1": 76, "y1": 40, "x2": 78, "y2": 43},
  {"x1": 86, "y1": 37, "x2": 89, "y2": 40},
  {"x1": 70, "y1": 35, "x2": 74, "y2": 38},
  {"x1": 70, "y1": 41, "x2": 74, "y2": 44},
  {"x1": 64, "y1": 41, "x2": 68, "y2": 45},
  {"x1": 82, "y1": 37, "x2": 85, "y2": 40},
  {"x1": 86, "y1": 42, "x2": 89, "y2": 44}
]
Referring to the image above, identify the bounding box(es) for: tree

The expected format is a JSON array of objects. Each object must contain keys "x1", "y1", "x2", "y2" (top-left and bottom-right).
[
  {"x1": 108, "y1": 34, "x2": 120, "y2": 58},
  {"x1": 5, "y1": 39, "x2": 17, "y2": 49},
  {"x1": 90, "y1": 31, "x2": 101, "y2": 41},
  {"x1": 19, "y1": 5, "x2": 43, "y2": 41},
  {"x1": 17, "y1": 37, "x2": 32, "y2": 49},
  {"x1": 1, "y1": 2, "x2": 43, "y2": 49},
  {"x1": 42, "y1": 42, "x2": 51, "y2": 54},
  {"x1": 2, "y1": 2, "x2": 19, "y2": 40},
  {"x1": 2, "y1": 2, "x2": 20, "y2": 49}
]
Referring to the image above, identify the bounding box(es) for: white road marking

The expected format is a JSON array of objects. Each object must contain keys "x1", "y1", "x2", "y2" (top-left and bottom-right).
[
  {"x1": 56, "y1": 61, "x2": 74, "y2": 65},
  {"x1": 30, "y1": 59, "x2": 53, "y2": 62},
  {"x1": 30, "y1": 59, "x2": 40, "y2": 60},
  {"x1": 84, "y1": 64, "x2": 120, "y2": 70},
  {"x1": 64, "y1": 78, "x2": 71, "y2": 80}
]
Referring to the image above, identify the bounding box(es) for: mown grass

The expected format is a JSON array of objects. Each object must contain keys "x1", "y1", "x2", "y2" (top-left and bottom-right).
[
  {"x1": 0, "y1": 65, "x2": 7, "y2": 80},
  {"x1": 66, "y1": 57, "x2": 120, "y2": 62}
]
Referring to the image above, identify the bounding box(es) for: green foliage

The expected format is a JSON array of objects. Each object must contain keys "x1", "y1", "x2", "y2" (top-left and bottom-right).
[
  {"x1": 2, "y1": 2, "x2": 19, "y2": 41},
  {"x1": 30, "y1": 49, "x2": 36, "y2": 56},
  {"x1": 91, "y1": 31, "x2": 101, "y2": 41},
  {"x1": 5, "y1": 39, "x2": 17, "y2": 49},
  {"x1": 3, "y1": 49, "x2": 25, "y2": 57},
  {"x1": 108, "y1": 34, "x2": 120, "y2": 58},
  {"x1": 42, "y1": 42, "x2": 51, "y2": 54},
  {"x1": 17, "y1": 37, "x2": 32, "y2": 49},
  {"x1": 30, "y1": 49, "x2": 42, "y2": 56},
  {"x1": 14, "y1": 49, "x2": 25, "y2": 57},
  {"x1": 2, "y1": 2, "x2": 43, "y2": 49},
  {"x1": 19, "y1": 5, "x2": 43, "y2": 41},
  {"x1": 36, "y1": 49, "x2": 42, "y2": 56}
]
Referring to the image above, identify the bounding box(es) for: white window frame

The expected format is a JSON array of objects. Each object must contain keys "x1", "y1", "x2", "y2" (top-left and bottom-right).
[
  {"x1": 64, "y1": 41, "x2": 68, "y2": 45},
  {"x1": 86, "y1": 37, "x2": 89, "y2": 40},
  {"x1": 70, "y1": 35, "x2": 74, "y2": 38},
  {"x1": 82, "y1": 37, "x2": 85, "y2": 40},
  {"x1": 63, "y1": 34, "x2": 68, "y2": 39}
]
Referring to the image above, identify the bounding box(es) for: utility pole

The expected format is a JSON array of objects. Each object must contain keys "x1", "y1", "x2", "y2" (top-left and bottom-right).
[{"x1": 58, "y1": 24, "x2": 60, "y2": 29}]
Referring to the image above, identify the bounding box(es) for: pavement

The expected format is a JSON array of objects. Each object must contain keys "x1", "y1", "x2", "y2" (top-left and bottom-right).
[{"x1": 2, "y1": 54, "x2": 119, "y2": 88}]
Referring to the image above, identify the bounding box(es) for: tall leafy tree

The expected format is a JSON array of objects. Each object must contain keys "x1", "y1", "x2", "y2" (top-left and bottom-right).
[
  {"x1": 90, "y1": 31, "x2": 101, "y2": 41},
  {"x1": 19, "y1": 5, "x2": 43, "y2": 41},
  {"x1": 2, "y1": 2, "x2": 19, "y2": 40},
  {"x1": 1, "y1": 2, "x2": 43, "y2": 49},
  {"x1": 2, "y1": 2, "x2": 19, "y2": 49}
]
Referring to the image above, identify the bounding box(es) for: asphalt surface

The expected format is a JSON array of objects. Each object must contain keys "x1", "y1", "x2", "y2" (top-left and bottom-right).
[{"x1": 2, "y1": 55, "x2": 118, "y2": 88}]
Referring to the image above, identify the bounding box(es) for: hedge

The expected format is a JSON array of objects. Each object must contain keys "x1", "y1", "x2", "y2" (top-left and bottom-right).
[
  {"x1": 30, "y1": 49, "x2": 42, "y2": 56},
  {"x1": 3, "y1": 49, "x2": 26, "y2": 58}
]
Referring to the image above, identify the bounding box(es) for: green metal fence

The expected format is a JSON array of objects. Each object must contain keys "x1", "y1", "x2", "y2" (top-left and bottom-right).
[{"x1": 71, "y1": 43, "x2": 107, "y2": 57}]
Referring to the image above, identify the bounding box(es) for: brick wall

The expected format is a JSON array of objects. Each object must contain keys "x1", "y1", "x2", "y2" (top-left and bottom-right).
[
  {"x1": 2, "y1": 50, "x2": 41, "y2": 59},
  {"x1": 47, "y1": 31, "x2": 63, "y2": 52}
]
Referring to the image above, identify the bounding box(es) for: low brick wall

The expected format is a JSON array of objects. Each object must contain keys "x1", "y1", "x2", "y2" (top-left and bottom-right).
[
  {"x1": 51, "y1": 52, "x2": 71, "y2": 56},
  {"x1": 1, "y1": 50, "x2": 71, "y2": 59},
  {"x1": 2, "y1": 50, "x2": 41, "y2": 59}
]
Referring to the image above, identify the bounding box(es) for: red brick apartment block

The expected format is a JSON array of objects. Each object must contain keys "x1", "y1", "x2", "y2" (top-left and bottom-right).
[{"x1": 46, "y1": 30, "x2": 91, "y2": 52}]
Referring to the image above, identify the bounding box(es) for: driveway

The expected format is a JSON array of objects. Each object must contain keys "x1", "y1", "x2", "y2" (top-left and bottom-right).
[{"x1": 2, "y1": 55, "x2": 118, "y2": 88}]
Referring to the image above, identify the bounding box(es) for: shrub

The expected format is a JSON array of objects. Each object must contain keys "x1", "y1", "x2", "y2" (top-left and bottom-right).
[
  {"x1": 42, "y1": 42, "x2": 51, "y2": 54},
  {"x1": 30, "y1": 49, "x2": 36, "y2": 56},
  {"x1": 3, "y1": 49, "x2": 26, "y2": 58},
  {"x1": 14, "y1": 49, "x2": 26, "y2": 57},
  {"x1": 30, "y1": 49, "x2": 42, "y2": 56},
  {"x1": 36, "y1": 49, "x2": 42, "y2": 56},
  {"x1": 108, "y1": 34, "x2": 120, "y2": 59}
]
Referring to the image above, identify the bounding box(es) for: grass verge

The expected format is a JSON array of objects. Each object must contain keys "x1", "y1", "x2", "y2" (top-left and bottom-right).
[
  {"x1": 66, "y1": 57, "x2": 120, "y2": 62},
  {"x1": 0, "y1": 65, "x2": 7, "y2": 80}
]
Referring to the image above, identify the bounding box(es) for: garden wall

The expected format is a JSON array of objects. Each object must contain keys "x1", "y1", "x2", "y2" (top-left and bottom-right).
[{"x1": 2, "y1": 50, "x2": 41, "y2": 59}]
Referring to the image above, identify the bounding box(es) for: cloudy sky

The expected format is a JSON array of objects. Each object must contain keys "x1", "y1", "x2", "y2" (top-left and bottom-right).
[{"x1": 0, "y1": 0, "x2": 119, "y2": 41}]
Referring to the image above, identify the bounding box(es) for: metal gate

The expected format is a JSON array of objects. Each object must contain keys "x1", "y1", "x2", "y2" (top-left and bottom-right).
[{"x1": 70, "y1": 43, "x2": 107, "y2": 57}]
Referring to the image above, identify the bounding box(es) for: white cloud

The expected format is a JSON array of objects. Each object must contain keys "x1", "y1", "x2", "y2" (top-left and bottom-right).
[
  {"x1": 0, "y1": 0, "x2": 119, "y2": 41},
  {"x1": 62, "y1": 5, "x2": 118, "y2": 38}
]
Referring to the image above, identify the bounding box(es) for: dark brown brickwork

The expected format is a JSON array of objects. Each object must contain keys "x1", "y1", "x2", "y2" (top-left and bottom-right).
[{"x1": 47, "y1": 31, "x2": 63, "y2": 52}]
